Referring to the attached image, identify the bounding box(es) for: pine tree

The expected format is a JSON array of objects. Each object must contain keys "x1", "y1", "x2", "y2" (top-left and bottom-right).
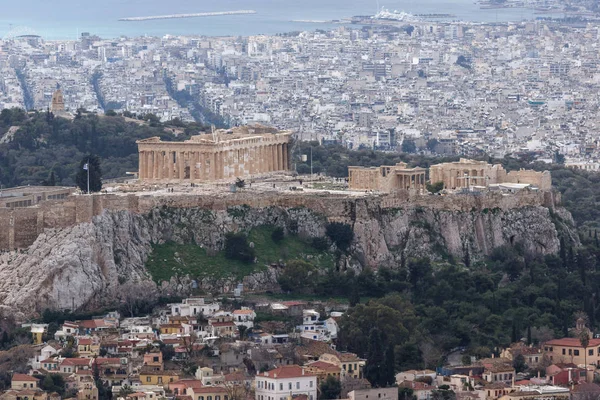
[{"x1": 527, "y1": 325, "x2": 532, "y2": 345}]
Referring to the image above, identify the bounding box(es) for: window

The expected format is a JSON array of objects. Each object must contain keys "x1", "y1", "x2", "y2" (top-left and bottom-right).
[
  {"x1": 310, "y1": 381, "x2": 313, "y2": 388},
  {"x1": 296, "y1": 382, "x2": 300, "y2": 389},
  {"x1": 562, "y1": 349, "x2": 566, "y2": 355},
  {"x1": 590, "y1": 350, "x2": 594, "y2": 356},
  {"x1": 216, "y1": 396, "x2": 221, "y2": 400},
  {"x1": 288, "y1": 383, "x2": 292, "y2": 390},
  {"x1": 208, "y1": 396, "x2": 212, "y2": 400},
  {"x1": 146, "y1": 377, "x2": 151, "y2": 383},
  {"x1": 279, "y1": 383, "x2": 283, "y2": 391},
  {"x1": 158, "y1": 377, "x2": 163, "y2": 384},
  {"x1": 568, "y1": 349, "x2": 572, "y2": 356},
  {"x1": 574, "y1": 350, "x2": 579, "y2": 356}
]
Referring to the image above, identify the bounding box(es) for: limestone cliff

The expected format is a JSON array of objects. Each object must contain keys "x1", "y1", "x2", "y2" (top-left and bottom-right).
[{"x1": 0, "y1": 195, "x2": 577, "y2": 319}]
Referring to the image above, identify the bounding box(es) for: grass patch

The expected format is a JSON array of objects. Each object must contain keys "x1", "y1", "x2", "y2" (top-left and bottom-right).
[
  {"x1": 146, "y1": 226, "x2": 335, "y2": 283},
  {"x1": 248, "y1": 225, "x2": 335, "y2": 268},
  {"x1": 146, "y1": 243, "x2": 264, "y2": 283}
]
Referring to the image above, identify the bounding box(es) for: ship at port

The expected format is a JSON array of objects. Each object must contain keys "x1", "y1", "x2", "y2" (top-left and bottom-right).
[{"x1": 118, "y1": 10, "x2": 257, "y2": 22}]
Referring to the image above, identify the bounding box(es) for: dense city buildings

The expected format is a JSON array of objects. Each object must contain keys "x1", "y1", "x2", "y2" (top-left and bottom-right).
[{"x1": 3, "y1": 18, "x2": 600, "y2": 168}]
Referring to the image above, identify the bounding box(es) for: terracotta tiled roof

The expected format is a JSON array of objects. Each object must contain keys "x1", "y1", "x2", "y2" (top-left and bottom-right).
[
  {"x1": 398, "y1": 381, "x2": 431, "y2": 391},
  {"x1": 306, "y1": 361, "x2": 340, "y2": 372},
  {"x1": 545, "y1": 338, "x2": 600, "y2": 347},
  {"x1": 262, "y1": 365, "x2": 316, "y2": 379},
  {"x1": 61, "y1": 358, "x2": 93, "y2": 366},
  {"x1": 177, "y1": 379, "x2": 203, "y2": 390},
  {"x1": 190, "y1": 387, "x2": 228, "y2": 394},
  {"x1": 12, "y1": 374, "x2": 39, "y2": 382},
  {"x1": 233, "y1": 309, "x2": 255, "y2": 315}
]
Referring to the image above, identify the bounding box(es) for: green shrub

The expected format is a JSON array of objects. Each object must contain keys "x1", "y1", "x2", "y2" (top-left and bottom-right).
[
  {"x1": 271, "y1": 227, "x2": 285, "y2": 243},
  {"x1": 311, "y1": 237, "x2": 330, "y2": 251},
  {"x1": 325, "y1": 222, "x2": 354, "y2": 251},
  {"x1": 224, "y1": 232, "x2": 255, "y2": 263}
]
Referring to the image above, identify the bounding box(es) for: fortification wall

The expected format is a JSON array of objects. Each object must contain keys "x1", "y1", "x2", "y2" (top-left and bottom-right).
[{"x1": 0, "y1": 189, "x2": 559, "y2": 250}]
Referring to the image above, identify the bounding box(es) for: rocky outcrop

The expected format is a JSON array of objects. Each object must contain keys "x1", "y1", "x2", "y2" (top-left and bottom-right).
[{"x1": 0, "y1": 197, "x2": 577, "y2": 319}]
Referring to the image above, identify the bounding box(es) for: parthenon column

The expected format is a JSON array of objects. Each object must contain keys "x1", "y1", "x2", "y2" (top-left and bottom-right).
[
  {"x1": 157, "y1": 151, "x2": 164, "y2": 179},
  {"x1": 217, "y1": 151, "x2": 223, "y2": 179},
  {"x1": 209, "y1": 152, "x2": 216, "y2": 180},
  {"x1": 167, "y1": 151, "x2": 174, "y2": 179},
  {"x1": 139, "y1": 151, "x2": 145, "y2": 179},
  {"x1": 147, "y1": 151, "x2": 154, "y2": 179},
  {"x1": 282, "y1": 143, "x2": 288, "y2": 170},
  {"x1": 275, "y1": 144, "x2": 281, "y2": 171},
  {"x1": 270, "y1": 145, "x2": 276, "y2": 171}
]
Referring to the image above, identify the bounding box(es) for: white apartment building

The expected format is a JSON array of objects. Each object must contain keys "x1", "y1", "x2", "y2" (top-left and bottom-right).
[
  {"x1": 255, "y1": 365, "x2": 317, "y2": 400},
  {"x1": 170, "y1": 297, "x2": 220, "y2": 317}
]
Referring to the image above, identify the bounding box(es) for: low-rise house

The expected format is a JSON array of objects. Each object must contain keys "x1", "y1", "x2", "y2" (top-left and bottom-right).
[
  {"x1": 196, "y1": 367, "x2": 225, "y2": 386},
  {"x1": 255, "y1": 365, "x2": 317, "y2": 400},
  {"x1": 143, "y1": 352, "x2": 164, "y2": 371},
  {"x1": 139, "y1": 368, "x2": 180, "y2": 387},
  {"x1": 233, "y1": 309, "x2": 256, "y2": 329},
  {"x1": 55, "y1": 322, "x2": 79, "y2": 341},
  {"x1": 304, "y1": 361, "x2": 341, "y2": 382},
  {"x1": 348, "y1": 388, "x2": 398, "y2": 400},
  {"x1": 481, "y1": 360, "x2": 515, "y2": 385},
  {"x1": 77, "y1": 336, "x2": 100, "y2": 358},
  {"x1": 209, "y1": 315, "x2": 237, "y2": 338},
  {"x1": 396, "y1": 370, "x2": 437, "y2": 383},
  {"x1": 11, "y1": 374, "x2": 39, "y2": 390},
  {"x1": 60, "y1": 358, "x2": 93, "y2": 374},
  {"x1": 170, "y1": 297, "x2": 220, "y2": 318},
  {"x1": 498, "y1": 386, "x2": 569, "y2": 400},
  {"x1": 398, "y1": 381, "x2": 433, "y2": 400},
  {"x1": 170, "y1": 379, "x2": 203, "y2": 396},
  {"x1": 319, "y1": 353, "x2": 365, "y2": 380},
  {"x1": 94, "y1": 357, "x2": 129, "y2": 386},
  {"x1": 30, "y1": 344, "x2": 60, "y2": 370},
  {"x1": 40, "y1": 358, "x2": 60, "y2": 372},
  {"x1": 543, "y1": 338, "x2": 600, "y2": 366},
  {"x1": 30, "y1": 324, "x2": 47, "y2": 345},
  {"x1": 187, "y1": 385, "x2": 229, "y2": 400}
]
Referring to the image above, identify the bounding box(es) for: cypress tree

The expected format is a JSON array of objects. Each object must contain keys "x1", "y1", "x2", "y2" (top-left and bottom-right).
[{"x1": 365, "y1": 328, "x2": 384, "y2": 387}]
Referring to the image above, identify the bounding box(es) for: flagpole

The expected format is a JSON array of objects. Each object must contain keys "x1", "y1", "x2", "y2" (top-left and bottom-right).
[{"x1": 87, "y1": 158, "x2": 90, "y2": 195}]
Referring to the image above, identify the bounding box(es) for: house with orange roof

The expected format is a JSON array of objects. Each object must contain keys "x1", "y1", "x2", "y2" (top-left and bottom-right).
[
  {"x1": 40, "y1": 358, "x2": 60, "y2": 372},
  {"x1": 319, "y1": 352, "x2": 365, "y2": 380},
  {"x1": 233, "y1": 308, "x2": 256, "y2": 329},
  {"x1": 187, "y1": 385, "x2": 229, "y2": 400},
  {"x1": 255, "y1": 365, "x2": 317, "y2": 400},
  {"x1": 77, "y1": 336, "x2": 100, "y2": 358},
  {"x1": 139, "y1": 368, "x2": 181, "y2": 387},
  {"x1": 304, "y1": 360, "x2": 342, "y2": 382},
  {"x1": 397, "y1": 381, "x2": 434, "y2": 400},
  {"x1": 170, "y1": 379, "x2": 203, "y2": 396},
  {"x1": 59, "y1": 358, "x2": 93, "y2": 374},
  {"x1": 11, "y1": 374, "x2": 39, "y2": 390},
  {"x1": 543, "y1": 337, "x2": 600, "y2": 366}
]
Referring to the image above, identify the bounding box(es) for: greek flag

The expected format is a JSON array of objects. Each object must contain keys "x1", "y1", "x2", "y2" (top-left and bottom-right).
[{"x1": 83, "y1": 163, "x2": 89, "y2": 170}]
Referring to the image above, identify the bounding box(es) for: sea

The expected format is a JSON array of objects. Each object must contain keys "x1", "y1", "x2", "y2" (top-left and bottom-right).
[{"x1": 0, "y1": 0, "x2": 551, "y2": 40}]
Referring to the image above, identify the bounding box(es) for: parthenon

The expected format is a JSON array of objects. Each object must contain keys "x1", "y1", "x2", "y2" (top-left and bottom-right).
[{"x1": 136, "y1": 125, "x2": 292, "y2": 182}]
